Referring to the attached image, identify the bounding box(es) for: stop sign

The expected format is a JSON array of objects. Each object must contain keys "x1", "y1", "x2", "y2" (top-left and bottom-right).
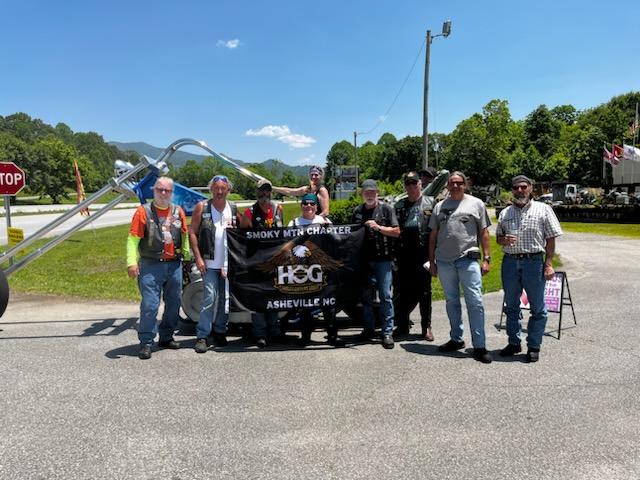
[{"x1": 0, "y1": 162, "x2": 26, "y2": 195}]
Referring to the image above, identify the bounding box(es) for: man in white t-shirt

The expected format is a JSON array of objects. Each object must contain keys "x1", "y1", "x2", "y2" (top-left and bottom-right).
[
  {"x1": 189, "y1": 175, "x2": 241, "y2": 353},
  {"x1": 286, "y1": 194, "x2": 344, "y2": 347}
]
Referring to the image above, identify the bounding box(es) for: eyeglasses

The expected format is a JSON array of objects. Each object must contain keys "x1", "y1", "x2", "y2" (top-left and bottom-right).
[
  {"x1": 448, "y1": 181, "x2": 465, "y2": 186},
  {"x1": 154, "y1": 187, "x2": 173, "y2": 194},
  {"x1": 301, "y1": 201, "x2": 317, "y2": 206},
  {"x1": 212, "y1": 175, "x2": 229, "y2": 184},
  {"x1": 512, "y1": 185, "x2": 529, "y2": 191}
]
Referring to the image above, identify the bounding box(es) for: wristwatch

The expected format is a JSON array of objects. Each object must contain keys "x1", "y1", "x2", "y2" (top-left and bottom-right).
[{"x1": 483, "y1": 256, "x2": 491, "y2": 263}]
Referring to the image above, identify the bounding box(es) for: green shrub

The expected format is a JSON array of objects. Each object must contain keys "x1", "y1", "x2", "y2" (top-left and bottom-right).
[{"x1": 329, "y1": 197, "x2": 361, "y2": 224}]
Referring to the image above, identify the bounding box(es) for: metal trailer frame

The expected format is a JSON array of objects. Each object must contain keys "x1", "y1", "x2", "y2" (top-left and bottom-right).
[{"x1": 0, "y1": 138, "x2": 268, "y2": 318}]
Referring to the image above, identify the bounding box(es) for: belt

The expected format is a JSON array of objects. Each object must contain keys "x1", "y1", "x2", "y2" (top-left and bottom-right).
[{"x1": 505, "y1": 252, "x2": 543, "y2": 259}]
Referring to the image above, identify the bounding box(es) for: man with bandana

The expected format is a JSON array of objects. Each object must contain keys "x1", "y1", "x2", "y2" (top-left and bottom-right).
[
  {"x1": 127, "y1": 176, "x2": 190, "y2": 360},
  {"x1": 496, "y1": 175, "x2": 563, "y2": 363},
  {"x1": 190, "y1": 175, "x2": 241, "y2": 353}
]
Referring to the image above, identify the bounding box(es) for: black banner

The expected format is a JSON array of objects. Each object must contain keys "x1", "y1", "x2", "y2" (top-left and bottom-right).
[{"x1": 227, "y1": 224, "x2": 365, "y2": 312}]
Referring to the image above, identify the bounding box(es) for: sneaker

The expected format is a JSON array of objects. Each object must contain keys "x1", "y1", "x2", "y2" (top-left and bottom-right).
[
  {"x1": 138, "y1": 345, "x2": 152, "y2": 360},
  {"x1": 422, "y1": 327, "x2": 434, "y2": 342},
  {"x1": 381, "y1": 334, "x2": 395, "y2": 350},
  {"x1": 438, "y1": 340, "x2": 465, "y2": 352},
  {"x1": 526, "y1": 348, "x2": 540, "y2": 363},
  {"x1": 212, "y1": 333, "x2": 228, "y2": 347},
  {"x1": 499, "y1": 343, "x2": 522, "y2": 357},
  {"x1": 473, "y1": 348, "x2": 493, "y2": 364},
  {"x1": 194, "y1": 338, "x2": 208, "y2": 354},
  {"x1": 158, "y1": 339, "x2": 181, "y2": 349},
  {"x1": 256, "y1": 337, "x2": 268, "y2": 349}
]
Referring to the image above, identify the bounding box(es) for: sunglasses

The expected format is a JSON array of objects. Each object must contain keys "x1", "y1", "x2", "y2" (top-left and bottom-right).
[
  {"x1": 512, "y1": 185, "x2": 529, "y2": 191},
  {"x1": 212, "y1": 175, "x2": 229, "y2": 184},
  {"x1": 301, "y1": 201, "x2": 317, "y2": 206},
  {"x1": 404, "y1": 181, "x2": 418, "y2": 186},
  {"x1": 154, "y1": 187, "x2": 173, "y2": 194},
  {"x1": 448, "y1": 181, "x2": 465, "y2": 186}
]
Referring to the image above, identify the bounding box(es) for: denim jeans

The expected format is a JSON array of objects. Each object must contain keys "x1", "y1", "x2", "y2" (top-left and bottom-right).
[
  {"x1": 196, "y1": 268, "x2": 228, "y2": 339},
  {"x1": 252, "y1": 312, "x2": 281, "y2": 338},
  {"x1": 137, "y1": 258, "x2": 182, "y2": 346},
  {"x1": 501, "y1": 254, "x2": 547, "y2": 349},
  {"x1": 362, "y1": 260, "x2": 394, "y2": 335},
  {"x1": 437, "y1": 256, "x2": 486, "y2": 348}
]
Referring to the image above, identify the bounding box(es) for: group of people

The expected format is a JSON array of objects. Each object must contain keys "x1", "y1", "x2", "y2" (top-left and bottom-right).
[{"x1": 127, "y1": 166, "x2": 562, "y2": 365}]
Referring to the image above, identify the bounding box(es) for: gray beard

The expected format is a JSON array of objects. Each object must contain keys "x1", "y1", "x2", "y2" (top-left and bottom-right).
[{"x1": 513, "y1": 196, "x2": 529, "y2": 207}]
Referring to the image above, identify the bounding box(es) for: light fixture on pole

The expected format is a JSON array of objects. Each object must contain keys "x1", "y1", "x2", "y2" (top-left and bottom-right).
[{"x1": 423, "y1": 19, "x2": 452, "y2": 170}]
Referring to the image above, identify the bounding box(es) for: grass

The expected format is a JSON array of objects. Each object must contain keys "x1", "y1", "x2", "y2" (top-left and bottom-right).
[{"x1": 559, "y1": 222, "x2": 640, "y2": 238}]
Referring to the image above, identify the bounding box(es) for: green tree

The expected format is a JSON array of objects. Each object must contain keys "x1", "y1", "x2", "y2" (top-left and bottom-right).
[
  {"x1": 325, "y1": 140, "x2": 355, "y2": 191},
  {"x1": 524, "y1": 105, "x2": 561, "y2": 159},
  {"x1": 30, "y1": 137, "x2": 94, "y2": 203},
  {"x1": 380, "y1": 135, "x2": 422, "y2": 181},
  {"x1": 441, "y1": 99, "x2": 515, "y2": 185}
]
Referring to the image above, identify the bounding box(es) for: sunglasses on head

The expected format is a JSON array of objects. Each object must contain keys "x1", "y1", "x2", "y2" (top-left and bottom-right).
[
  {"x1": 154, "y1": 187, "x2": 173, "y2": 194},
  {"x1": 212, "y1": 175, "x2": 229, "y2": 184},
  {"x1": 301, "y1": 201, "x2": 316, "y2": 206}
]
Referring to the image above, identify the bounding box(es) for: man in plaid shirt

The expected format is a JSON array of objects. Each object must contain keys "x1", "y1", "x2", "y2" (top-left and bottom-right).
[{"x1": 496, "y1": 175, "x2": 563, "y2": 363}]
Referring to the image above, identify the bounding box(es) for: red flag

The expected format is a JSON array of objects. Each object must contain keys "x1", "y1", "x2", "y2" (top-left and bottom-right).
[
  {"x1": 603, "y1": 147, "x2": 619, "y2": 166},
  {"x1": 611, "y1": 143, "x2": 624, "y2": 161},
  {"x1": 73, "y1": 158, "x2": 90, "y2": 216}
]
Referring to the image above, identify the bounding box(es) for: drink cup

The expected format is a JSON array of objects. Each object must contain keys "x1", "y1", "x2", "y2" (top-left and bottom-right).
[{"x1": 505, "y1": 229, "x2": 518, "y2": 246}]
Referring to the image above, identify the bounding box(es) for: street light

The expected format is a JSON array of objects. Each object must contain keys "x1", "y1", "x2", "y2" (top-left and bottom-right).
[{"x1": 423, "y1": 20, "x2": 452, "y2": 170}]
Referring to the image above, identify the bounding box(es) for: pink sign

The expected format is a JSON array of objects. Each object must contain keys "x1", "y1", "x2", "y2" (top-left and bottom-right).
[{"x1": 519, "y1": 273, "x2": 563, "y2": 313}]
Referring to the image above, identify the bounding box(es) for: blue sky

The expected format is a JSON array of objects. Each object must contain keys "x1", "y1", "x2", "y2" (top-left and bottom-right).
[{"x1": 1, "y1": 0, "x2": 638, "y2": 166}]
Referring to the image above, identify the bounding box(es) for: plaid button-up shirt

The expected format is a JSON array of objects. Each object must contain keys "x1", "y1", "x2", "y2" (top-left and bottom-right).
[{"x1": 496, "y1": 200, "x2": 562, "y2": 254}]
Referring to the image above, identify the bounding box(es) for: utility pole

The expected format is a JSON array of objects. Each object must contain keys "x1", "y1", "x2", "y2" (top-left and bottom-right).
[
  {"x1": 422, "y1": 30, "x2": 432, "y2": 170},
  {"x1": 353, "y1": 131, "x2": 359, "y2": 191},
  {"x1": 422, "y1": 20, "x2": 452, "y2": 170}
]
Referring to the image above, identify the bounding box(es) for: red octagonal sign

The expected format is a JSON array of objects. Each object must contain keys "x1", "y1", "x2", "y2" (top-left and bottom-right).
[{"x1": 0, "y1": 162, "x2": 27, "y2": 195}]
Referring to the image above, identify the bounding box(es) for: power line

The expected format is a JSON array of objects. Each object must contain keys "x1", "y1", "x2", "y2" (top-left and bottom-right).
[{"x1": 357, "y1": 37, "x2": 427, "y2": 137}]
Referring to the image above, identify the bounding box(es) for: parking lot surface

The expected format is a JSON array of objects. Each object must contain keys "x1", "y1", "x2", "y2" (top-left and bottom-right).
[{"x1": 0, "y1": 232, "x2": 638, "y2": 479}]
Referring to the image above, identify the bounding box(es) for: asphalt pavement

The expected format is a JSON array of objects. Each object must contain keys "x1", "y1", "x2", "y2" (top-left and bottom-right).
[{"x1": 0, "y1": 232, "x2": 638, "y2": 479}]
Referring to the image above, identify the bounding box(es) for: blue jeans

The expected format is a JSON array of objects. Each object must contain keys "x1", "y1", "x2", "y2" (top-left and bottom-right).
[
  {"x1": 196, "y1": 269, "x2": 228, "y2": 339},
  {"x1": 137, "y1": 258, "x2": 182, "y2": 346},
  {"x1": 362, "y1": 260, "x2": 394, "y2": 335},
  {"x1": 437, "y1": 256, "x2": 486, "y2": 348},
  {"x1": 252, "y1": 312, "x2": 281, "y2": 338},
  {"x1": 502, "y1": 254, "x2": 547, "y2": 349}
]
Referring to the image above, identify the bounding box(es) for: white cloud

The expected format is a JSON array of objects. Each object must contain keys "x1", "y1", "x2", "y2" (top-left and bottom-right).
[
  {"x1": 245, "y1": 124, "x2": 316, "y2": 149},
  {"x1": 217, "y1": 39, "x2": 240, "y2": 49}
]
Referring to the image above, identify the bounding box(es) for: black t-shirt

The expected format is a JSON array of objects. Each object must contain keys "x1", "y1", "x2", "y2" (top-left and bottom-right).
[{"x1": 352, "y1": 202, "x2": 398, "y2": 261}]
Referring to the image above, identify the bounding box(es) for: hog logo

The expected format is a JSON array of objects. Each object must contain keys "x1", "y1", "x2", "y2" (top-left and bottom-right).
[{"x1": 257, "y1": 240, "x2": 343, "y2": 294}]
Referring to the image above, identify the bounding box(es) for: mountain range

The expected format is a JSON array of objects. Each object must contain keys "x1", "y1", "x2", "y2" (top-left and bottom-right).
[{"x1": 109, "y1": 141, "x2": 311, "y2": 177}]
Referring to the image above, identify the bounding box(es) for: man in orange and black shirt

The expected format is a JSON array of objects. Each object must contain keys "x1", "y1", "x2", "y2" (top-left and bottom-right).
[{"x1": 127, "y1": 176, "x2": 190, "y2": 360}]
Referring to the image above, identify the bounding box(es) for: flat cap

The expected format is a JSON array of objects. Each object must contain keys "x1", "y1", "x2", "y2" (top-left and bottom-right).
[{"x1": 511, "y1": 175, "x2": 533, "y2": 186}]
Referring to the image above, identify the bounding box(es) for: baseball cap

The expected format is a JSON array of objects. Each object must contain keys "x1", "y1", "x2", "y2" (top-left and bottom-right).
[
  {"x1": 404, "y1": 172, "x2": 420, "y2": 184},
  {"x1": 361, "y1": 179, "x2": 378, "y2": 191},
  {"x1": 256, "y1": 179, "x2": 272, "y2": 190},
  {"x1": 301, "y1": 193, "x2": 318, "y2": 204}
]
